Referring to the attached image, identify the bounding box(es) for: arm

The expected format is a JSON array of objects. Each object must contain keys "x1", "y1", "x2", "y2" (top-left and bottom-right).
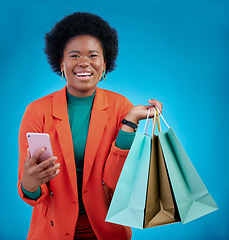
[
  {"x1": 18, "y1": 104, "x2": 60, "y2": 206},
  {"x1": 115, "y1": 130, "x2": 136, "y2": 150},
  {"x1": 103, "y1": 99, "x2": 163, "y2": 191}
]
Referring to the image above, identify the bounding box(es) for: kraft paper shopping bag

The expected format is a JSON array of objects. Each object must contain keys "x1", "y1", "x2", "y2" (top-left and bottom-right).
[
  {"x1": 144, "y1": 136, "x2": 180, "y2": 227},
  {"x1": 144, "y1": 110, "x2": 180, "y2": 228}
]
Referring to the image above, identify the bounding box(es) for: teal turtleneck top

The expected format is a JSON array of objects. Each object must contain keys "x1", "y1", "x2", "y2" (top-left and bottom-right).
[{"x1": 67, "y1": 91, "x2": 95, "y2": 214}]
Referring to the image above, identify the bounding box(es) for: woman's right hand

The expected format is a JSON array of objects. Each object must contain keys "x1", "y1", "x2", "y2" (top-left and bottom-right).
[{"x1": 21, "y1": 148, "x2": 60, "y2": 193}]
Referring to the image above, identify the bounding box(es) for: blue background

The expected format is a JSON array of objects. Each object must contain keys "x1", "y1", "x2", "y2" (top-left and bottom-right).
[{"x1": 0, "y1": 0, "x2": 228, "y2": 239}]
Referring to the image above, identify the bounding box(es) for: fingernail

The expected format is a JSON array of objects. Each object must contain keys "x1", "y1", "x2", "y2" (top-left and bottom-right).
[
  {"x1": 53, "y1": 156, "x2": 57, "y2": 161},
  {"x1": 56, "y1": 169, "x2": 60, "y2": 174},
  {"x1": 41, "y1": 148, "x2": 45, "y2": 152}
]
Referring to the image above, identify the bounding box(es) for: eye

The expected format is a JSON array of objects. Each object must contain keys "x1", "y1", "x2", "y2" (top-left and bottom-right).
[
  {"x1": 89, "y1": 54, "x2": 98, "y2": 58},
  {"x1": 71, "y1": 54, "x2": 80, "y2": 58}
]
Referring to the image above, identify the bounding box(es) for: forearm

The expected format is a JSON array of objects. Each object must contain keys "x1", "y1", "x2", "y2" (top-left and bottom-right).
[
  {"x1": 18, "y1": 104, "x2": 49, "y2": 206},
  {"x1": 115, "y1": 129, "x2": 136, "y2": 150}
]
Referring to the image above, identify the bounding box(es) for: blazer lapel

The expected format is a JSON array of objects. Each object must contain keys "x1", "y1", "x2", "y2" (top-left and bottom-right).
[
  {"x1": 52, "y1": 87, "x2": 77, "y2": 199},
  {"x1": 83, "y1": 88, "x2": 109, "y2": 187}
]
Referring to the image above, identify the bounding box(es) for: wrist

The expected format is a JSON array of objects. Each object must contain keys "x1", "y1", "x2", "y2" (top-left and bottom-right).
[
  {"x1": 121, "y1": 119, "x2": 139, "y2": 132},
  {"x1": 124, "y1": 111, "x2": 139, "y2": 124},
  {"x1": 21, "y1": 179, "x2": 38, "y2": 193},
  {"x1": 121, "y1": 124, "x2": 135, "y2": 133}
]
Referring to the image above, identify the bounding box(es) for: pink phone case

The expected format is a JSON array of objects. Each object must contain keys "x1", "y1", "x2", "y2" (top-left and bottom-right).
[{"x1": 26, "y1": 133, "x2": 54, "y2": 165}]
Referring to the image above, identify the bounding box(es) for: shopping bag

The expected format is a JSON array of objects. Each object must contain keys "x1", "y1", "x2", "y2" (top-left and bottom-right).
[
  {"x1": 157, "y1": 108, "x2": 218, "y2": 224},
  {"x1": 106, "y1": 110, "x2": 180, "y2": 229},
  {"x1": 144, "y1": 110, "x2": 180, "y2": 227},
  {"x1": 105, "y1": 113, "x2": 152, "y2": 229}
]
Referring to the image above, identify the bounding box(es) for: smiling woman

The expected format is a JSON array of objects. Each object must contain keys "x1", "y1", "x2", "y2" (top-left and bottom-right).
[
  {"x1": 18, "y1": 12, "x2": 162, "y2": 240},
  {"x1": 60, "y1": 35, "x2": 106, "y2": 97}
]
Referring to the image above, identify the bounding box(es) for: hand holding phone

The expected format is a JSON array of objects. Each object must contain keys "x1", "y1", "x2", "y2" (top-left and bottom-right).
[
  {"x1": 21, "y1": 133, "x2": 60, "y2": 193},
  {"x1": 26, "y1": 132, "x2": 54, "y2": 167}
]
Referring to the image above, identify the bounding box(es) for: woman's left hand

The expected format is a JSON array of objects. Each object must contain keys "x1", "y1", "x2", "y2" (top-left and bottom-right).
[{"x1": 121, "y1": 99, "x2": 163, "y2": 132}]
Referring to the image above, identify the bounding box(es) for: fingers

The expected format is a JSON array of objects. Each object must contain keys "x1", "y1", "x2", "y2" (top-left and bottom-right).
[
  {"x1": 41, "y1": 168, "x2": 60, "y2": 183},
  {"x1": 145, "y1": 106, "x2": 157, "y2": 118},
  {"x1": 37, "y1": 160, "x2": 60, "y2": 183},
  {"x1": 42, "y1": 162, "x2": 60, "y2": 177},
  {"x1": 147, "y1": 99, "x2": 163, "y2": 113},
  {"x1": 37, "y1": 156, "x2": 60, "y2": 178},
  {"x1": 25, "y1": 148, "x2": 31, "y2": 163},
  {"x1": 22, "y1": 148, "x2": 60, "y2": 191},
  {"x1": 37, "y1": 156, "x2": 57, "y2": 172},
  {"x1": 27, "y1": 147, "x2": 46, "y2": 166}
]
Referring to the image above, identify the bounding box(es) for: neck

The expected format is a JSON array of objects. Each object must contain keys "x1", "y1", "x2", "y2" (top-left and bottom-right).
[{"x1": 66, "y1": 85, "x2": 96, "y2": 97}]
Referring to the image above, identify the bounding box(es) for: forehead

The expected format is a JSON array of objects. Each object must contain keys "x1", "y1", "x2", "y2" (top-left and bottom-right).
[{"x1": 64, "y1": 35, "x2": 103, "y2": 52}]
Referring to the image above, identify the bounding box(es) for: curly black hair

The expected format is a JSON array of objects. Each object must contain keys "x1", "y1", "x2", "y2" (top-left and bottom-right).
[{"x1": 44, "y1": 12, "x2": 118, "y2": 76}]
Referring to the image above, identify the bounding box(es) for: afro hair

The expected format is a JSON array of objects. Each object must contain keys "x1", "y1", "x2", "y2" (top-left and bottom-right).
[{"x1": 44, "y1": 12, "x2": 119, "y2": 76}]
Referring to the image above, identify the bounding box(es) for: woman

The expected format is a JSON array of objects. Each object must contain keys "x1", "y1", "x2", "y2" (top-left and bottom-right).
[{"x1": 18, "y1": 12, "x2": 162, "y2": 240}]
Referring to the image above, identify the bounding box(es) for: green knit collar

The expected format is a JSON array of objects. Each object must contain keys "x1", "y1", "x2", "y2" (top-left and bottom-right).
[{"x1": 66, "y1": 90, "x2": 96, "y2": 106}]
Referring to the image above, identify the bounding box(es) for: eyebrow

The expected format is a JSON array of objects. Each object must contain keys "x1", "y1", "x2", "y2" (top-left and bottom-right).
[{"x1": 68, "y1": 50, "x2": 100, "y2": 54}]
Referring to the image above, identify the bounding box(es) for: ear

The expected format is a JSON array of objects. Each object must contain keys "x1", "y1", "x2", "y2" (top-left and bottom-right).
[
  {"x1": 59, "y1": 58, "x2": 64, "y2": 71},
  {"x1": 103, "y1": 58, "x2": 106, "y2": 71}
]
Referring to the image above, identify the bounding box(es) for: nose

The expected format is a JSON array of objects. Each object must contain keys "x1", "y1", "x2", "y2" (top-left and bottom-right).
[{"x1": 79, "y1": 57, "x2": 90, "y2": 68}]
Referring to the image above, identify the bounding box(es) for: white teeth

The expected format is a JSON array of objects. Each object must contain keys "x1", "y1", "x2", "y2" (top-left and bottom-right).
[{"x1": 76, "y1": 72, "x2": 92, "y2": 76}]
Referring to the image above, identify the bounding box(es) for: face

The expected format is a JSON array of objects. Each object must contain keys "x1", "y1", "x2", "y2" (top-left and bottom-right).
[{"x1": 60, "y1": 35, "x2": 106, "y2": 97}]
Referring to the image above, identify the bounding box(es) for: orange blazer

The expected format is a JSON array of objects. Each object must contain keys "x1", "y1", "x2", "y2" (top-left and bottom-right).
[{"x1": 18, "y1": 86, "x2": 133, "y2": 240}]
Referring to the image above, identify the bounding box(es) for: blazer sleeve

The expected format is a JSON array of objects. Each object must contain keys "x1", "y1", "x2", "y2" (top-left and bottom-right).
[
  {"x1": 18, "y1": 103, "x2": 49, "y2": 207},
  {"x1": 103, "y1": 97, "x2": 134, "y2": 191}
]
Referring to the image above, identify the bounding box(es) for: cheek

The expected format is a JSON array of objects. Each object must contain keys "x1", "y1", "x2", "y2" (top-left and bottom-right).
[
  {"x1": 62, "y1": 62, "x2": 74, "y2": 82},
  {"x1": 95, "y1": 59, "x2": 105, "y2": 73},
  {"x1": 63, "y1": 60, "x2": 73, "y2": 70}
]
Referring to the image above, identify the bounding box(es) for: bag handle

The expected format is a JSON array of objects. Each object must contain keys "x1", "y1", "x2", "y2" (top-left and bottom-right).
[
  {"x1": 143, "y1": 106, "x2": 170, "y2": 135},
  {"x1": 143, "y1": 108, "x2": 161, "y2": 136},
  {"x1": 152, "y1": 108, "x2": 162, "y2": 135},
  {"x1": 155, "y1": 107, "x2": 170, "y2": 129},
  {"x1": 143, "y1": 108, "x2": 151, "y2": 135}
]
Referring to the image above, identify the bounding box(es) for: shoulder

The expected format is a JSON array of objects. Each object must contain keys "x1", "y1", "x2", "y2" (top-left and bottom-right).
[
  {"x1": 25, "y1": 87, "x2": 65, "y2": 115},
  {"x1": 98, "y1": 88, "x2": 132, "y2": 104},
  {"x1": 97, "y1": 88, "x2": 133, "y2": 115}
]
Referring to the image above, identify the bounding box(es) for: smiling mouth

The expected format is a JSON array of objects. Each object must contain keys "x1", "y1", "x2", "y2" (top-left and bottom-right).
[{"x1": 75, "y1": 72, "x2": 93, "y2": 77}]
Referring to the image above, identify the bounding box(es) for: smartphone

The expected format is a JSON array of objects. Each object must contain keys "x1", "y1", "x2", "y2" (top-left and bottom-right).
[{"x1": 26, "y1": 132, "x2": 54, "y2": 167}]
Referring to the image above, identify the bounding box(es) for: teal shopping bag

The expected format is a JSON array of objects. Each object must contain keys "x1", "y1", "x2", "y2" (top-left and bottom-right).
[
  {"x1": 105, "y1": 117, "x2": 152, "y2": 229},
  {"x1": 157, "y1": 109, "x2": 218, "y2": 224}
]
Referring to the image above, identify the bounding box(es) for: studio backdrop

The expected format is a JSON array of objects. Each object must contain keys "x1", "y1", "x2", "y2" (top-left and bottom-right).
[{"x1": 0, "y1": 0, "x2": 228, "y2": 239}]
